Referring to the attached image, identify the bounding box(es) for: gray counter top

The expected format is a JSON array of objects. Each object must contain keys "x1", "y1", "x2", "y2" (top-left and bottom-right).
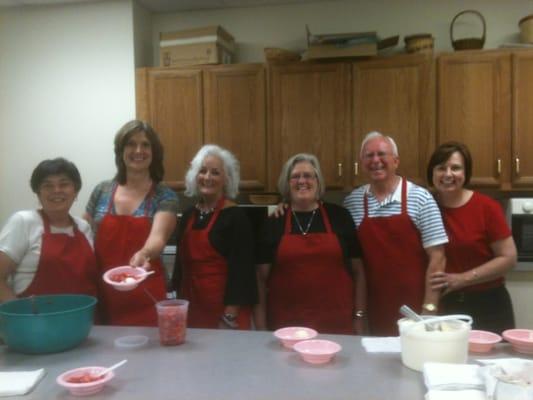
[{"x1": 2, "y1": 326, "x2": 425, "y2": 399}]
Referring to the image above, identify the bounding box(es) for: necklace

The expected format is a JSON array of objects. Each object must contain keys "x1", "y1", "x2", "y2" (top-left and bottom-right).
[
  {"x1": 196, "y1": 204, "x2": 215, "y2": 220},
  {"x1": 292, "y1": 209, "x2": 317, "y2": 236}
]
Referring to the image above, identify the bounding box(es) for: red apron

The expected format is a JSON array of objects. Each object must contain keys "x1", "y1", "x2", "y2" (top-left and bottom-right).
[
  {"x1": 358, "y1": 178, "x2": 427, "y2": 336},
  {"x1": 267, "y1": 203, "x2": 354, "y2": 334},
  {"x1": 95, "y1": 183, "x2": 167, "y2": 326},
  {"x1": 179, "y1": 198, "x2": 251, "y2": 329},
  {"x1": 19, "y1": 210, "x2": 98, "y2": 298}
]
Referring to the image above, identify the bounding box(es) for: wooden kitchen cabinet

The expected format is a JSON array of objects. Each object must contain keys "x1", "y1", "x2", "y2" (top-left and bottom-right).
[
  {"x1": 268, "y1": 62, "x2": 351, "y2": 190},
  {"x1": 136, "y1": 64, "x2": 267, "y2": 191},
  {"x1": 437, "y1": 49, "x2": 533, "y2": 190},
  {"x1": 352, "y1": 53, "x2": 435, "y2": 187}
]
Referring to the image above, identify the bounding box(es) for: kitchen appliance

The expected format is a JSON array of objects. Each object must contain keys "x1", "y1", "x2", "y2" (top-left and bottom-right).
[{"x1": 507, "y1": 199, "x2": 533, "y2": 270}]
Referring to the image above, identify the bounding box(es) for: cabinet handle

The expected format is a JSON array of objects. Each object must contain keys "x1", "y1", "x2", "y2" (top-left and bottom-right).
[
  {"x1": 354, "y1": 162, "x2": 359, "y2": 176},
  {"x1": 497, "y1": 159, "x2": 501, "y2": 175},
  {"x1": 516, "y1": 157, "x2": 520, "y2": 175},
  {"x1": 338, "y1": 163, "x2": 343, "y2": 177}
]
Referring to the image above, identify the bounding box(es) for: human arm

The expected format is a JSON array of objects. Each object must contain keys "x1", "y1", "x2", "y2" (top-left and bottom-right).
[
  {"x1": 253, "y1": 263, "x2": 271, "y2": 330},
  {"x1": 351, "y1": 257, "x2": 367, "y2": 334},
  {"x1": 423, "y1": 245, "x2": 446, "y2": 314},
  {"x1": 130, "y1": 210, "x2": 177, "y2": 269},
  {"x1": 430, "y1": 237, "x2": 517, "y2": 294},
  {"x1": 0, "y1": 252, "x2": 17, "y2": 302}
]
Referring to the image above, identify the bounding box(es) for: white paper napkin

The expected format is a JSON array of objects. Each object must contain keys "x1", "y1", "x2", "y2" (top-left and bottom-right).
[
  {"x1": 361, "y1": 336, "x2": 401, "y2": 353},
  {"x1": 0, "y1": 369, "x2": 46, "y2": 397},
  {"x1": 423, "y1": 362, "x2": 485, "y2": 391}
]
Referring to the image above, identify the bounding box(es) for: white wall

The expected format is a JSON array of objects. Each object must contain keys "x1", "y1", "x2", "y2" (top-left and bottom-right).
[
  {"x1": 133, "y1": 0, "x2": 153, "y2": 67},
  {"x1": 0, "y1": 0, "x2": 137, "y2": 223},
  {"x1": 152, "y1": 0, "x2": 532, "y2": 64}
]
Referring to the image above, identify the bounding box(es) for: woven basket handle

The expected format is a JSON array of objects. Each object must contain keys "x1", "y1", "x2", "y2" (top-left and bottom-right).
[{"x1": 450, "y1": 9, "x2": 487, "y2": 44}]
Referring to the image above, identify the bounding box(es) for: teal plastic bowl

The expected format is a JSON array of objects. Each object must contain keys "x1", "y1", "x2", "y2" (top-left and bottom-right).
[{"x1": 0, "y1": 294, "x2": 97, "y2": 354}]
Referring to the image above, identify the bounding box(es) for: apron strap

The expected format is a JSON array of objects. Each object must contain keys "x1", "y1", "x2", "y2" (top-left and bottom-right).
[
  {"x1": 38, "y1": 210, "x2": 78, "y2": 234},
  {"x1": 400, "y1": 177, "x2": 407, "y2": 215}
]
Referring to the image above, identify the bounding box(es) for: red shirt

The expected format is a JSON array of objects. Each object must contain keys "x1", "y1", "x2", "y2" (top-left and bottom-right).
[{"x1": 441, "y1": 192, "x2": 511, "y2": 291}]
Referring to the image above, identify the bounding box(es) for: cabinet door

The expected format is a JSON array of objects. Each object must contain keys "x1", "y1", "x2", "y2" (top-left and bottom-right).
[
  {"x1": 136, "y1": 68, "x2": 204, "y2": 190},
  {"x1": 353, "y1": 54, "x2": 435, "y2": 186},
  {"x1": 204, "y1": 64, "x2": 267, "y2": 190},
  {"x1": 269, "y1": 63, "x2": 351, "y2": 190},
  {"x1": 437, "y1": 51, "x2": 511, "y2": 188},
  {"x1": 512, "y1": 51, "x2": 533, "y2": 187}
]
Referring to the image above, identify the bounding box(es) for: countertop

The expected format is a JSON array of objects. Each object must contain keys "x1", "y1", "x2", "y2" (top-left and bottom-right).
[
  {"x1": 2, "y1": 326, "x2": 424, "y2": 400},
  {"x1": 2, "y1": 326, "x2": 527, "y2": 400}
]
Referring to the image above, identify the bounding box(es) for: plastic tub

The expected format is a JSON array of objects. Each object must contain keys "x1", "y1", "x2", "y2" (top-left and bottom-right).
[
  {"x1": 398, "y1": 314, "x2": 472, "y2": 371},
  {"x1": 0, "y1": 294, "x2": 96, "y2": 354}
]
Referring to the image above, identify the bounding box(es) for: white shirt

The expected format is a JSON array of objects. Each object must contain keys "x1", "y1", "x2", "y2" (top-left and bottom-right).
[{"x1": 0, "y1": 210, "x2": 93, "y2": 295}]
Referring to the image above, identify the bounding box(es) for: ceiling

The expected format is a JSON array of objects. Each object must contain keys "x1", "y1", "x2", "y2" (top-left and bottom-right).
[{"x1": 0, "y1": 0, "x2": 332, "y2": 12}]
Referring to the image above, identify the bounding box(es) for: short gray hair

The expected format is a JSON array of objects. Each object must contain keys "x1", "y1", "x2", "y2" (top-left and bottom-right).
[
  {"x1": 360, "y1": 131, "x2": 399, "y2": 158},
  {"x1": 277, "y1": 153, "x2": 325, "y2": 202},
  {"x1": 184, "y1": 144, "x2": 240, "y2": 199}
]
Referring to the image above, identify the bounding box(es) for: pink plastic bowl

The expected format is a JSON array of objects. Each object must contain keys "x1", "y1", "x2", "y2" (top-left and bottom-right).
[
  {"x1": 56, "y1": 366, "x2": 114, "y2": 396},
  {"x1": 103, "y1": 266, "x2": 149, "y2": 291},
  {"x1": 293, "y1": 339, "x2": 342, "y2": 364},
  {"x1": 468, "y1": 330, "x2": 502, "y2": 353},
  {"x1": 502, "y1": 329, "x2": 533, "y2": 355},
  {"x1": 273, "y1": 327, "x2": 318, "y2": 349}
]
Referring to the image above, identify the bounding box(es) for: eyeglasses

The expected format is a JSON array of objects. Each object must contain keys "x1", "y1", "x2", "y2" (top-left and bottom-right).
[
  {"x1": 362, "y1": 151, "x2": 393, "y2": 160},
  {"x1": 290, "y1": 172, "x2": 317, "y2": 181}
]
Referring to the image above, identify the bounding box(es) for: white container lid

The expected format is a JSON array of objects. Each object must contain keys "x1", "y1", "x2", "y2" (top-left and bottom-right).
[{"x1": 114, "y1": 335, "x2": 148, "y2": 349}]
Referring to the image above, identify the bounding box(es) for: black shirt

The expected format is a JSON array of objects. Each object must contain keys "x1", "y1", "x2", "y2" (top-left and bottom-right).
[
  {"x1": 172, "y1": 206, "x2": 258, "y2": 305},
  {"x1": 256, "y1": 202, "x2": 362, "y2": 273}
]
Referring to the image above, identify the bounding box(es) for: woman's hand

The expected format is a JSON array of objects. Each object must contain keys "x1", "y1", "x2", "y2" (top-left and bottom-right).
[
  {"x1": 129, "y1": 250, "x2": 151, "y2": 270},
  {"x1": 429, "y1": 271, "x2": 466, "y2": 295}
]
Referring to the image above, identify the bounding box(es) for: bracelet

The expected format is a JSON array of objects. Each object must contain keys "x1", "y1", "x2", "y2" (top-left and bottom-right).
[
  {"x1": 220, "y1": 313, "x2": 239, "y2": 329},
  {"x1": 353, "y1": 310, "x2": 367, "y2": 319}
]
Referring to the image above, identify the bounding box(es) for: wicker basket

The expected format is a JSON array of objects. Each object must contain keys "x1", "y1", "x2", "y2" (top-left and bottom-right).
[
  {"x1": 450, "y1": 10, "x2": 486, "y2": 51},
  {"x1": 519, "y1": 14, "x2": 533, "y2": 44},
  {"x1": 264, "y1": 47, "x2": 301, "y2": 63},
  {"x1": 404, "y1": 34, "x2": 434, "y2": 53}
]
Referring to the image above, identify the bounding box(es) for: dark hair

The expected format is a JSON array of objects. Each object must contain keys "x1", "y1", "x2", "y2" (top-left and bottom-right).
[
  {"x1": 427, "y1": 141, "x2": 472, "y2": 186},
  {"x1": 114, "y1": 120, "x2": 164, "y2": 184},
  {"x1": 30, "y1": 158, "x2": 82, "y2": 193}
]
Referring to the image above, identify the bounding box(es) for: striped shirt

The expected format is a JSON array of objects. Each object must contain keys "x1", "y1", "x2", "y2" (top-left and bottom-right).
[{"x1": 343, "y1": 178, "x2": 448, "y2": 249}]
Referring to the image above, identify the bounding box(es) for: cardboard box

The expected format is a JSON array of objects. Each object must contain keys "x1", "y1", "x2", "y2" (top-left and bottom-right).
[
  {"x1": 159, "y1": 26, "x2": 235, "y2": 67},
  {"x1": 303, "y1": 25, "x2": 398, "y2": 60}
]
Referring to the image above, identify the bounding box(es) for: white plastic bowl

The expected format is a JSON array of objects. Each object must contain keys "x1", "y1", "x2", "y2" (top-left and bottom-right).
[
  {"x1": 273, "y1": 327, "x2": 318, "y2": 349},
  {"x1": 103, "y1": 266, "x2": 150, "y2": 291},
  {"x1": 293, "y1": 339, "x2": 342, "y2": 364},
  {"x1": 57, "y1": 366, "x2": 114, "y2": 396}
]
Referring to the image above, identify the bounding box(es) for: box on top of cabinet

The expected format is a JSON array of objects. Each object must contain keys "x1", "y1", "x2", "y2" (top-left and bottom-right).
[{"x1": 159, "y1": 25, "x2": 235, "y2": 67}]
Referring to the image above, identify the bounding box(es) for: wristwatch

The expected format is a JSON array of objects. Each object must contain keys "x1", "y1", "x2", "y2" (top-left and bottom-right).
[
  {"x1": 221, "y1": 313, "x2": 238, "y2": 329},
  {"x1": 422, "y1": 303, "x2": 437, "y2": 313}
]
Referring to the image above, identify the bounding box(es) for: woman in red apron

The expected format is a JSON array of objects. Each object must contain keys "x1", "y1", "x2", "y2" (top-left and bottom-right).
[
  {"x1": 255, "y1": 154, "x2": 362, "y2": 334},
  {"x1": 0, "y1": 158, "x2": 98, "y2": 303},
  {"x1": 84, "y1": 121, "x2": 178, "y2": 326},
  {"x1": 173, "y1": 145, "x2": 257, "y2": 330}
]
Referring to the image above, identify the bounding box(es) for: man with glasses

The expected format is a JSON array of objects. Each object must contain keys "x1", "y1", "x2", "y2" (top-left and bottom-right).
[{"x1": 343, "y1": 131, "x2": 448, "y2": 336}]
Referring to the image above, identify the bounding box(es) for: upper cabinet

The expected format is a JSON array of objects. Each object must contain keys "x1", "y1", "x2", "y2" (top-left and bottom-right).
[
  {"x1": 136, "y1": 64, "x2": 267, "y2": 191},
  {"x1": 353, "y1": 53, "x2": 435, "y2": 187},
  {"x1": 136, "y1": 68, "x2": 204, "y2": 189},
  {"x1": 268, "y1": 63, "x2": 351, "y2": 190},
  {"x1": 437, "y1": 49, "x2": 533, "y2": 190}
]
